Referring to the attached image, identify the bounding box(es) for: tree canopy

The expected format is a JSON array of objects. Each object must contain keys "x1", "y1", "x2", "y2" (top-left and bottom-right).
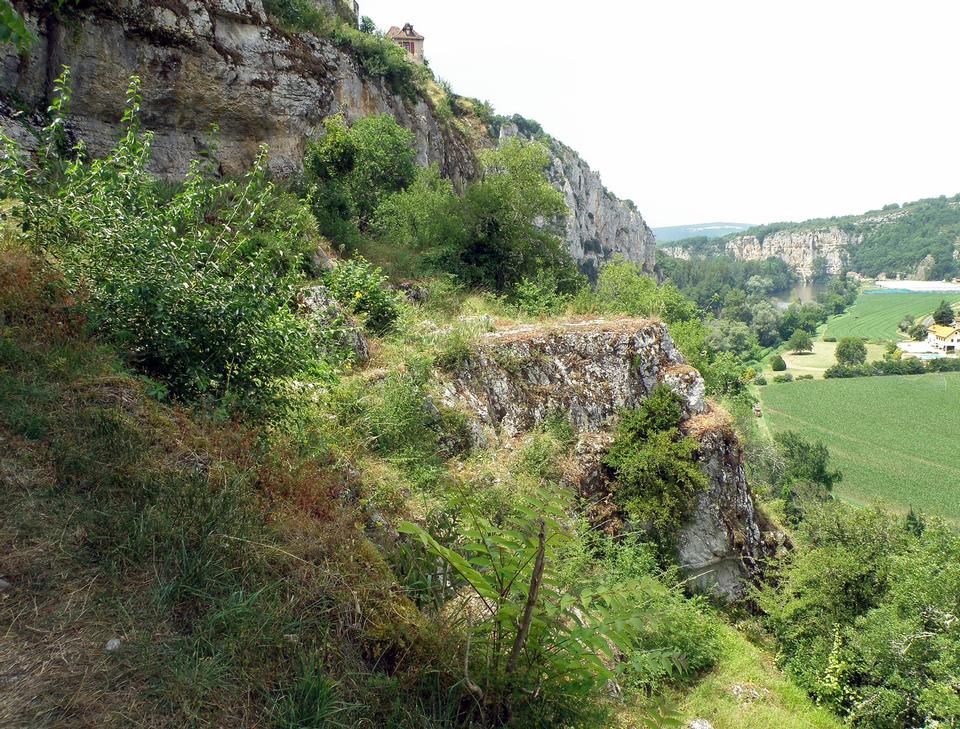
[{"x1": 835, "y1": 337, "x2": 867, "y2": 366}]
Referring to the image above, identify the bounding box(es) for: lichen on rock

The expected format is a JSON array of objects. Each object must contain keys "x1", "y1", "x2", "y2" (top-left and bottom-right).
[{"x1": 440, "y1": 318, "x2": 704, "y2": 438}]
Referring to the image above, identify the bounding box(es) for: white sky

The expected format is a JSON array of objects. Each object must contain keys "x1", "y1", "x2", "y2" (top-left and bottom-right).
[{"x1": 357, "y1": 0, "x2": 960, "y2": 227}]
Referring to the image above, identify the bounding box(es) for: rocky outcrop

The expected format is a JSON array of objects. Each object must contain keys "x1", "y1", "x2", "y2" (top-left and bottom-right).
[
  {"x1": 500, "y1": 123, "x2": 656, "y2": 279},
  {"x1": 1, "y1": 0, "x2": 655, "y2": 277},
  {"x1": 440, "y1": 318, "x2": 778, "y2": 599},
  {"x1": 300, "y1": 285, "x2": 369, "y2": 362},
  {"x1": 724, "y1": 228, "x2": 862, "y2": 278},
  {"x1": 440, "y1": 319, "x2": 704, "y2": 438},
  {"x1": 677, "y1": 414, "x2": 782, "y2": 598}
]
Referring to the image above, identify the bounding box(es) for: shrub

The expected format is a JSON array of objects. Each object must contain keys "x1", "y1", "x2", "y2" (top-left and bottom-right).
[
  {"x1": 772, "y1": 373, "x2": 794, "y2": 383},
  {"x1": 371, "y1": 164, "x2": 463, "y2": 266},
  {"x1": 322, "y1": 257, "x2": 400, "y2": 334},
  {"x1": 754, "y1": 375, "x2": 768, "y2": 385},
  {"x1": 305, "y1": 113, "x2": 417, "y2": 241},
  {"x1": 759, "y1": 503, "x2": 960, "y2": 727},
  {"x1": 592, "y1": 258, "x2": 699, "y2": 323},
  {"x1": 909, "y1": 322, "x2": 928, "y2": 340},
  {"x1": 512, "y1": 270, "x2": 576, "y2": 317},
  {"x1": 770, "y1": 430, "x2": 840, "y2": 521},
  {"x1": 796, "y1": 374, "x2": 814, "y2": 380},
  {"x1": 604, "y1": 385, "x2": 707, "y2": 544},
  {"x1": 823, "y1": 336, "x2": 837, "y2": 343},
  {"x1": 770, "y1": 353, "x2": 787, "y2": 371},
  {"x1": 455, "y1": 139, "x2": 577, "y2": 293},
  {"x1": 0, "y1": 72, "x2": 334, "y2": 407}
]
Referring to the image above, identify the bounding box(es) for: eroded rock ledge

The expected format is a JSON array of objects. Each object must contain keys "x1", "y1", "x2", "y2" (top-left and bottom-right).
[
  {"x1": 440, "y1": 319, "x2": 705, "y2": 437},
  {"x1": 440, "y1": 318, "x2": 779, "y2": 599}
]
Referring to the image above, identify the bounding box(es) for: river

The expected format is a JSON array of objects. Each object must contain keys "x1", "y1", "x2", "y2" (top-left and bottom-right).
[{"x1": 772, "y1": 281, "x2": 828, "y2": 309}]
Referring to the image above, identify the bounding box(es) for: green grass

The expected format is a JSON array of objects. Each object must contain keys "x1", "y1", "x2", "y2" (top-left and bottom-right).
[
  {"x1": 823, "y1": 291, "x2": 960, "y2": 341},
  {"x1": 619, "y1": 625, "x2": 842, "y2": 729},
  {"x1": 759, "y1": 372, "x2": 960, "y2": 520},
  {"x1": 765, "y1": 341, "x2": 887, "y2": 379}
]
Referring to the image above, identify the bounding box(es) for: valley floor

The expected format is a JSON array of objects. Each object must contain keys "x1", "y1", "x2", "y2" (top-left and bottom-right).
[{"x1": 759, "y1": 372, "x2": 960, "y2": 521}]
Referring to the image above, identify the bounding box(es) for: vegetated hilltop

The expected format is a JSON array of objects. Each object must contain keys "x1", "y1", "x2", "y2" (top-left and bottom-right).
[
  {"x1": 662, "y1": 194, "x2": 960, "y2": 280},
  {"x1": 0, "y1": 0, "x2": 654, "y2": 277}
]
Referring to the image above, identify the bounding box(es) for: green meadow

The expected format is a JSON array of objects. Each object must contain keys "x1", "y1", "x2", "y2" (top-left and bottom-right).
[
  {"x1": 822, "y1": 291, "x2": 960, "y2": 340},
  {"x1": 759, "y1": 372, "x2": 960, "y2": 521}
]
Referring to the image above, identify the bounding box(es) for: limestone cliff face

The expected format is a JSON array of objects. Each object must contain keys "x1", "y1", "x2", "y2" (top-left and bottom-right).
[
  {"x1": 1, "y1": 0, "x2": 477, "y2": 185},
  {"x1": 0, "y1": 0, "x2": 655, "y2": 276},
  {"x1": 501, "y1": 123, "x2": 656, "y2": 279},
  {"x1": 664, "y1": 227, "x2": 862, "y2": 278},
  {"x1": 724, "y1": 228, "x2": 862, "y2": 278},
  {"x1": 440, "y1": 318, "x2": 777, "y2": 599}
]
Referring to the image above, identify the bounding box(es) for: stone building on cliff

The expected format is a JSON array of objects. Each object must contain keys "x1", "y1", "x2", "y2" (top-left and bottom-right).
[{"x1": 387, "y1": 24, "x2": 425, "y2": 64}]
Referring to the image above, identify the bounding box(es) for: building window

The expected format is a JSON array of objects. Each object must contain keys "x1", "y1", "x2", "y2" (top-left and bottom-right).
[{"x1": 401, "y1": 41, "x2": 414, "y2": 53}]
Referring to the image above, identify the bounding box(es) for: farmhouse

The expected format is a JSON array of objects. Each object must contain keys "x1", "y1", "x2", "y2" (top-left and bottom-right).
[
  {"x1": 928, "y1": 322, "x2": 960, "y2": 355},
  {"x1": 387, "y1": 23, "x2": 425, "y2": 64}
]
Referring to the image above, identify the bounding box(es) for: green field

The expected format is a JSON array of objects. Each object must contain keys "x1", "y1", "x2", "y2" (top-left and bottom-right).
[
  {"x1": 766, "y1": 340, "x2": 887, "y2": 379},
  {"x1": 823, "y1": 291, "x2": 960, "y2": 340},
  {"x1": 759, "y1": 373, "x2": 960, "y2": 521}
]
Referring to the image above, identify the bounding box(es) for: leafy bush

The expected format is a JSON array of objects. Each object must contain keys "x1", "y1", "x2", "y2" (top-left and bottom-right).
[
  {"x1": 590, "y1": 258, "x2": 699, "y2": 323},
  {"x1": 769, "y1": 431, "x2": 840, "y2": 521},
  {"x1": 604, "y1": 385, "x2": 707, "y2": 544},
  {"x1": 759, "y1": 503, "x2": 960, "y2": 727},
  {"x1": 371, "y1": 164, "x2": 462, "y2": 260},
  {"x1": 772, "y1": 373, "x2": 794, "y2": 383},
  {"x1": 796, "y1": 374, "x2": 814, "y2": 380},
  {"x1": 305, "y1": 114, "x2": 417, "y2": 241},
  {"x1": 512, "y1": 270, "x2": 577, "y2": 317},
  {"x1": 368, "y1": 136, "x2": 581, "y2": 296},
  {"x1": 0, "y1": 72, "x2": 333, "y2": 407},
  {"x1": 754, "y1": 375, "x2": 768, "y2": 385},
  {"x1": 824, "y1": 356, "x2": 960, "y2": 379},
  {"x1": 322, "y1": 257, "x2": 400, "y2": 334},
  {"x1": 455, "y1": 139, "x2": 577, "y2": 293},
  {"x1": 770, "y1": 354, "x2": 787, "y2": 371}
]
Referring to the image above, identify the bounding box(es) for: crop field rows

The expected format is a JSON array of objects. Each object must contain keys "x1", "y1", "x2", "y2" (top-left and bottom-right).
[
  {"x1": 823, "y1": 292, "x2": 960, "y2": 340},
  {"x1": 759, "y1": 372, "x2": 960, "y2": 521}
]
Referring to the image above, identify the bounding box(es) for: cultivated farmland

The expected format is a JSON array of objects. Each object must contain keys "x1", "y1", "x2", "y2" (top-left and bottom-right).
[
  {"x1": 823, "y1": 292, "x2": 960, "y2": 340},
  {"x1": 759, "y1": 372, "x2": 960, "y2": 521}
]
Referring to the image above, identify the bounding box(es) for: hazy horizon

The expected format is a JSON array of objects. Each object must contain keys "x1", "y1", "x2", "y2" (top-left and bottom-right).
[{"x1": 357, "y1": 0, "x2": 960, "y2": 228}]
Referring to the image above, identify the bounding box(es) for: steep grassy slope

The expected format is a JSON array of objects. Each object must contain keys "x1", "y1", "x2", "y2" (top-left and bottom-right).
[
  {"x1": 759, "y1": 373, "x2": 960, "y2": 520},
  {"x1": 0, "y1": 248, "x2": 441, "y2": 727}
]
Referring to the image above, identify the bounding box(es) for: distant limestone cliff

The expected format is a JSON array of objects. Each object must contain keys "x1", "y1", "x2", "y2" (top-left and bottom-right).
[
  {"x1": 0, "y1": 0, "x2": 654, "y2": 277},
  {"x1": 662, "y1": 195, "x2": 960, "y2": 280}
]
